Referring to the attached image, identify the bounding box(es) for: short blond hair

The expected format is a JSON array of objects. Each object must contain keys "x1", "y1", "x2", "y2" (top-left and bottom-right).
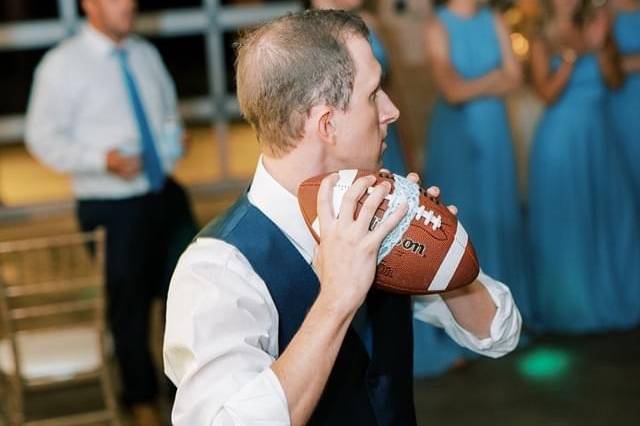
[{"x1": 235, "y1": 9, "x2": 369, "y2": 156}]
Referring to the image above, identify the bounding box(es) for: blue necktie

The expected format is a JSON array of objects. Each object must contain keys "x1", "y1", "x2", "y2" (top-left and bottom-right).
[{"x1": 116, "y1": 48, "x2": 165, "y2": 192}]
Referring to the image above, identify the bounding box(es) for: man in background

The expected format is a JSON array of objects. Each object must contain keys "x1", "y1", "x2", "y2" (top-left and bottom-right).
[{"x1": 26, "y1": 1, "x2": 197, "y2": 424}]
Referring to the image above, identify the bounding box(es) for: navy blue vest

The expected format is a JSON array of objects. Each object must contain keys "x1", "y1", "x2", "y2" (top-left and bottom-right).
[{"x1": 199, "y1": 196, "x2": 416, "y2": 425}]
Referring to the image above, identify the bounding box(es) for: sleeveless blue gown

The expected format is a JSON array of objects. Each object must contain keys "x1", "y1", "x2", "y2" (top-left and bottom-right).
[
  {"x1": 423, "y1": 7, "x2": 531, "y2": 319},
  {"x1": 609, "y1": 9, "x2": 640, "y2": 195},
  {"x1": 529, "y1": 53, "x2": 640, "y2": 332},
  {"x1": 415, "y1": 7, "x2": 531, "y2": 377},
  {"x1": 369, "y1": 29, "x2": 409, "y2": 176},
  {"x1": 368, "y1": 27, "x2": 464, "y2": 378}
]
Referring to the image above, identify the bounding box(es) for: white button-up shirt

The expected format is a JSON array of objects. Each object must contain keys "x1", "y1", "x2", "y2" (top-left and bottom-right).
[
  {"x1": 25, "y1": 24, "x2": 182, "y2": 200},
  {"x1": 164, "y1": 159, "x2": 522, "y2": 425}
]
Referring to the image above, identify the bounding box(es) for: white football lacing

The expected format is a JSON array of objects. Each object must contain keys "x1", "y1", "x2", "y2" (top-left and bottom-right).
[{"x1": 414, "y1": 205, "x2": 442, "y2": 230}]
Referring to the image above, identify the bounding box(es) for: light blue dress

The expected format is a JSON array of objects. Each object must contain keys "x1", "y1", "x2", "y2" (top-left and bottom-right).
[
  {"x1": 609, "y1": 9, "x2": 640, "y2": 194},
  {"x1": 368, "y1": 27, "x2": 465, "y2": 377},
  {"x1": 369, "y1": 29, "x2": 408, "y2": 176},
  {"x1": 423, "y1": 7, "x2": 531, "y2": 320},
  {"x1": 529, "y1": 53, "x2": 640, "y2": 332}
]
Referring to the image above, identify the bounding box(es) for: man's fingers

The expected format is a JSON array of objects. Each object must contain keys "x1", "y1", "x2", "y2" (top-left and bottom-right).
[
  {"x1": 126, "y1": 160, "x2": 141, "y2": 174},
  {"x1": 317, "y1": 173, "x2": 339, "y2": 232},
  {"x1": 426, "y1": 185, "x2": 440, "y2": 198},
  {"x1": 123, "y1": 159, "x2": 141, "y2": 176},
  {"x1": 355, "y1": 181, "x2": 391, "y2": 232},
  {"x1": 120, "y1": 171, "x2": 136, "y2": 180},
  {"x1": 338, "y1": 175, "x2": 376, "y2": 225},
  {"x1": 131, "y1": 157, "x2": 142, "y2": 169},
  {"x1": 368, "y1": 202, "x2": 408, "y2": 244},
  {"x1": 407, "y1": 172, "x2": 420, "y2": 184},
  {"x1": 447, "y1": 204, "x2": 458, "y2": 216}
]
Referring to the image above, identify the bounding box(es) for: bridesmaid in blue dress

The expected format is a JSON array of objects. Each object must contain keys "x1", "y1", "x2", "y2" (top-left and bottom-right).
[
  {"x1": 309, "y1": 0, "x2": 464, "y2": 377},
  {"x1": 529, "y1": 0, "x2": 640, "y2": 332},
  {"x1": 609, "y1": 0, "x2": 640, "y2": 194},
  {"x1": 423, "y1": 0, "x2": 531, "y2": 323}
]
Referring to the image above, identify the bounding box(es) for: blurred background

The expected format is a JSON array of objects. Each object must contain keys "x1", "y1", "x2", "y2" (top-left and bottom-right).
[{"x1": 0, "y1": 0, "x2": 638, "y2": 425}]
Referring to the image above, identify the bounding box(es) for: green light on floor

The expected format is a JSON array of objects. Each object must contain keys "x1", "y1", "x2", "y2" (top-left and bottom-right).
[{"x1": 517, "y1": 348, "x2": 572, "y2": 379}]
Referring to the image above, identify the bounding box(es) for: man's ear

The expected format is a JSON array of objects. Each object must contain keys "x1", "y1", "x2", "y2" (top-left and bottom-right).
[{"x1": 317, "y1": 108, "x2": 336, "y2": 146}]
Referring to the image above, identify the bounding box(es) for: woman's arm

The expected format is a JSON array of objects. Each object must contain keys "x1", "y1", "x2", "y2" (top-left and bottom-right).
[
  {"x1": 620, "y1": 53, "x2": 640, "y2": 73},
  {"x1": 597, "y1": 36, "x2": 625, "y2": 88},
  {"x1": 530, "y1": 35, "x2": 575, "y2": 105},
  {"x1": 489, "y1": 12, "x2": 523, "y2": 96},
  {"x1": 425, "y1": 17, "x2": 506, "y2": 104},
  {"x1": 585, "y1": 8, "x2": 624, "y2": 88}
]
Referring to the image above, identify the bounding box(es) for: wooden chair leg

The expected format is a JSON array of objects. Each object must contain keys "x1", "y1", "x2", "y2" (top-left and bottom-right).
[
  {"x1": 99, "y1": 362, "x2": 120, "y2": 426},
  {"x1": 6, "y1": 379, "x2": 24, "y2": 426}
]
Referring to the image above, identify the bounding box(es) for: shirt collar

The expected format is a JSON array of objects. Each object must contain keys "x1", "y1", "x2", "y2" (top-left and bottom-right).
[
  {"x1": 248, "y1": 157, "x2": 317, "y2": 264},
  {"x1": 82, "y1": 24, "x2": 132, "y2": 58}
]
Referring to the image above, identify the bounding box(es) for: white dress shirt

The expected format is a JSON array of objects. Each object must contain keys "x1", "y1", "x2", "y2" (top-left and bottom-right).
[
  {"x1": 25, "y1": 24, "x2": 182, "y2": 200},
  {"x1": 164, "y1": 159, "x2": 522, "y2": 425}
]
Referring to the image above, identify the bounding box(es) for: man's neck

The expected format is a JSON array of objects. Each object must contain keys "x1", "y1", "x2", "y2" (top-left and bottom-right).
[
  {"x1": 88, "y1": 21, "x2": 128, "y2": 46},
  {"x1": 262, "y1": 147, "x2": 325, "y2": 197},
  {"x1": 447, "y1": 0, "x2": 477, "y2": 17},
  {"x1": 313, "y1": 0, "x2": 338, "y2": 11}
]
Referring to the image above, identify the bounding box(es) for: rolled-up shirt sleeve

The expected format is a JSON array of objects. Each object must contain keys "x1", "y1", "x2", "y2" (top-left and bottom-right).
[
  {"x1": 163, "y1": 238, "x2": 290, "y2": 425},
  {"x1": 412, "y1": 270, "x2": 522, "y2": 358}
]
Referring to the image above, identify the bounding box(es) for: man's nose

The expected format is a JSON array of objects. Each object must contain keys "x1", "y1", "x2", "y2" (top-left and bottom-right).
[{"x1": 379, "y1": 91, "x2": 399, "y2": 124}]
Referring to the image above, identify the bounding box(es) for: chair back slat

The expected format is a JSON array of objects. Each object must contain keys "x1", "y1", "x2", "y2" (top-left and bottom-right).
[
  {"x1": 10, "y1": 299, "x2": 101, "y2": 332},
  {"x1": 0, "y1": 229, "x2": 106, "y2": 335},
  {"x1": 0, "y1": 228, "x2": 119, "y2": 425},
  {"x1": 5, "y1": 277, "x2": 101, "y2": 298}
]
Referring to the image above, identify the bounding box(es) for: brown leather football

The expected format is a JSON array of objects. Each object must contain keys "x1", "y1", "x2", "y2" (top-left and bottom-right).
[{"x1": 297, "y1": 169, "x2": 480, "y2": 295}]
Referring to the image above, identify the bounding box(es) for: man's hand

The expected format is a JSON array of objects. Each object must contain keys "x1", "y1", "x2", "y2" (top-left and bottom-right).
[
  {"x1": 313, "y1": 173, "x2": 408, "y2": 315},
  {"x1": 584, "y1": 6, "x2": 611, "y2": 51},
  {"x1": 106, "y1": 149, "x2": 141, "y2": 179}
]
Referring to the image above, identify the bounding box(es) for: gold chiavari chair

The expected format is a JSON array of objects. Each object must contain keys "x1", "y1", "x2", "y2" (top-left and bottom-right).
[{"x1": 0, "y1": 229, "x2": 119, "y2": 425}]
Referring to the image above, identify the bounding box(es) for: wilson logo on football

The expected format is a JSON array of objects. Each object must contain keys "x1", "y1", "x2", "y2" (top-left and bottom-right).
[{"x1": 397, "y1": 238, "x2": 425, "y2": 256}]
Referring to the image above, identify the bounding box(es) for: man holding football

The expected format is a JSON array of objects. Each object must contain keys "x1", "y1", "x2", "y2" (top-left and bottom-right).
[{"x1": 164, "y1": 9, "x2": 521, "y2": 426}]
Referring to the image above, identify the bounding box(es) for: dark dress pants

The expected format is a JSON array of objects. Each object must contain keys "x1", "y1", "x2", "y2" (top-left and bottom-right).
[{"x1": 77, "y1": 178, "x2": 197, "y2": 406}]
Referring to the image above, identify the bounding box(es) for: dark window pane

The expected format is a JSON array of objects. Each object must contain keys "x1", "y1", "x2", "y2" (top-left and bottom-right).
[
  {"x1": 147, "y1": 35, "x2": 208, "y2": 98},
  {"x1": 224, "y1": 31, "x2": 239, "y2": 94},
  {"x1": 0, "y1": 49, "x2": 47, "y2": 115},
  {"x1": 0, "y1": 0, "x2": 58, "y2": 22},
  {"x1": 137, "y1": 0, "x2": 201, "y2": 12},
  {"x1": 0, "y1": 35, "x2": 209, "y2": 116}
]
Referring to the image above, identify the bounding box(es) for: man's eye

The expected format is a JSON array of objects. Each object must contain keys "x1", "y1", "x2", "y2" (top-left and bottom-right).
[{"x1": 371, "y1": 90, "x2": 379, "y2": 101}]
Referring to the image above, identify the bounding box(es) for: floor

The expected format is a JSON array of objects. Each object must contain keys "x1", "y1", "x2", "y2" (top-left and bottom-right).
[{"x1": 414, "y1": 330, "x2": 640, "y2": 426}]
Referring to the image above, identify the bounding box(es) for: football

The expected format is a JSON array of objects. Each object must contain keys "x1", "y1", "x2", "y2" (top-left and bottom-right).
[{"x1": 297, "y1": 169, "x2": 480, "y2": 295}]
